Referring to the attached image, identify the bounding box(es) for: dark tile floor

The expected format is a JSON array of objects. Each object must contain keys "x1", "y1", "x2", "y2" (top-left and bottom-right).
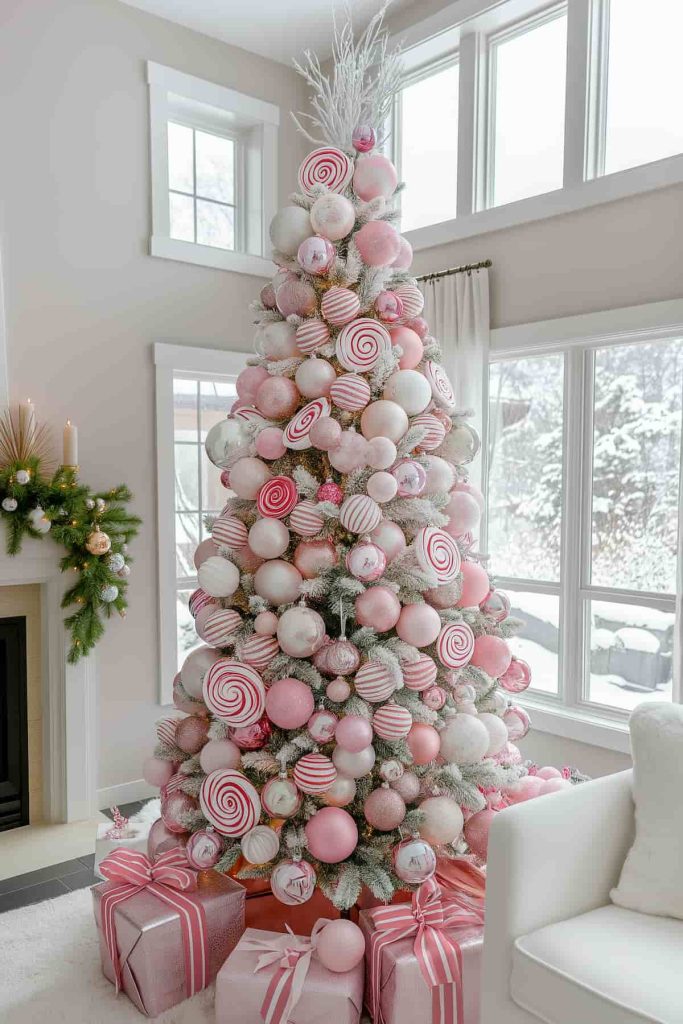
[{"x1": 0, "y1": 800, "x2": 145, "y2": 915}]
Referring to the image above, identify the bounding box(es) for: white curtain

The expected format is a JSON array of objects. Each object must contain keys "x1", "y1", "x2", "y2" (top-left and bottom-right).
[{"x1": 419, "y1": 267, "x2": 490, "y2": 486}]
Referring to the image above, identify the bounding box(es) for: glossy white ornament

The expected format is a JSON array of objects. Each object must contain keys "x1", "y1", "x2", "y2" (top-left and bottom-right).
[
  {"x1": 248, "y1": 518, "x2": 290, "y2": 559},
  {"x1": 276, "y1": 606, "x2": 326, "y2": 658},
  {"x1": 332, "y1": 743, "x2": 376, "y2": 779},
  {"x1": 419, "y1": 796, "x2": 464, "y2": 845},
  {"x1": 269, "y1": 206, "x2": 312, "y2": 255},
  {"x1": 383, "y1": 369, "x2": 432, "y2": 416},
  {"x1": 478, "y1": 712, "x2": 509, "y2": 755},
  {"x1": 198, "y1": 556, "x2": 240, "y2": 598}
]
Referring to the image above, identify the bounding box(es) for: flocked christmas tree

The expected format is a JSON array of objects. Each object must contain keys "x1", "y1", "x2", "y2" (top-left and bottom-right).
[{"x1": 144, "y1": 11, "x2": 536, "y2": 909}]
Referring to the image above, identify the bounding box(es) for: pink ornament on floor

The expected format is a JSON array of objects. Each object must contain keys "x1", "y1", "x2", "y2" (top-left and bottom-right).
[
  {"x1": 193, "y1": 538, "x2": 218, "y2": 569},
  {"x1": 500, "y1": 657, "x2": 532, "y2": 694},
  {"x1": 504, "y1": 776, "x2": 543, "y2": 804},
  {"x1": 464, "y1": 808, "x2": 495, "y2": 860},
  {"x1": 308, "y1": 708, "x2": 338, "y2": 744},
  {"x1": 335, "y1": 714, "x2": 373, "y2": 753},
  {"x1": 352, "y1": 124, "x2": 376, "y2": 152},
  {"x1": 470, "y1": 635, "x2": 512, "y2": 678},
  {"x1": 261, "y1": 775, "x2": 302, "y2": 818},
  {"x1": 353, "y1": 153, "x2": 398, "y2": 200},
  {"x1": 310, "y1": 193, "x2": 355, "y2": 240},
  {"x1": 366, "y1": 436, "x2": 398, "y2": 470},
  {"x1": 346, "y1": 540, "x2": 386, "y2": 582},
  {"x1": 457, "y1": 560, "x2": 491, "y2": 608},
  {"x1": 256, "y1": 427, "x2": 287, "y2": 461},
  {"x1": 143, "y1": 756, "x2": 173, "y2": 788},
  {"x1": 230, "y1": 715, "x2": 271, "y2": 750},
  {"x1": 148, "y1": 818, "x2": 186, "y2": 861},
  {"x1": 276, "y1": 277, "x2": 317, "y2": 317},
  {"x1": 254, "y1": 610, "x2": 279, "y2": 635},
  {"x1": 186, "y1": 828, "x2": 222, "y2": 870},
  {"x1": 355, "y1": 220, "x2": 401, "y2": 267},
  {"x1": 355, "y1": 585, "x2": 401, "y2": 632},
  {"x1": 392, "y1": 236, "x2": 413, "y2": 270},
  {"x1": 236, "y1": 365, "x2": 269, "y2": 403},
  {"x1": 364, "y1": 785, "x2": 406, "y2": 830},
  {"x1": 375, "y1": 290, "x2": 404, "y2": 323},
  {"x1": 316, "y1": 919, "x2": 366, "y2": 973},
  {"x1": 537, "y1": 766, "x2": 562, "y2": 780},
  {"x1": 392, "y1": 834, "x2": 436, "y2": 883},
  {"x1": 538, "y1": 778, "x2": 572, "y2": 795},
  {"x1": 406, "y1": 723, "x2": 441, "y2": 765},
  {"x1": 396, "y1": 603, "x2": 442, "y2": 647},
  {"x1": 295, "y1": 357, "x2": 337, "y2": 398},
  {"x1": 389, "y1": 325, "x2": 423, "y2": 370},
  {"x1": 199, "y1": 738, "x2": 241, "y2": 773},
  {"x1": 265, "y1": 676, "x2": 315, "y2": 729},
  {"x1": 161, "y1": 791, "x2": 198, "y2": 834},
  {"x1": 297, "y1": 235, "x2": 335, "y2": 275},
  {"x1": 503, "y1": 705, "x2": 531, "y2": 742},
  {"x1": 326, "y1": 676, "x2": 351, "y2": 702},
  {"x1": 370, "y1": 520, "x2": 406, "y2": 562},
  {"x1": 175, "y1": 715, "x2": 210, "y2": 754},
  {"x1": 392, "y1": 459, "x2": 427, "y2": 497},
  {"x1": 305, "y1": 806, "x2": 358, "y2": 863},
  {"x1": 271, "y1": 858, "x2": 316, "y2": 905},
  {"x1": 277, "y1": 605, "x2": 326, "y2": 657}
]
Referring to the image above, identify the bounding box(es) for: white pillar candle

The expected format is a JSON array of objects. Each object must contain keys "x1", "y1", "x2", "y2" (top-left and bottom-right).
[{"x1": 63, "y1": 420, "x2": 78, "y2": 466}]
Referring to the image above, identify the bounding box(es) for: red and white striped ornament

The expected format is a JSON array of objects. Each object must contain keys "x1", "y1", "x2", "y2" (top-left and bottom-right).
[
  {"x1": 189, "y1": 588, "x2": 216, "y2": 618},
  {"x1": 395, "y1": 284, "x2": 424, "y2": 321},
  {"x1": 293, "y1": 752, "x2": 337, "y2": 794},
  {"x1": 414, "y1": 527, "x2": 461, "y2": 584},
  {"x1": 200, "y1": 768, "x2": 260, "y2": 837},
  {"x1": 354, "y1": 662, "x2": 395, "y2": 702},
  {"x1": 321, "y1": 286, "x2": 361, "y2": 326},
  {"x1": 256, "y1": 475, "x2": 299, "y2": 518},
  {"x1": 437, "y1": 622, "x2": 475, "y2": 669},
  {"x1": 424, "y1": 360, "x2": 455, "y2": 410},
  {"x1": 298, "y1": 147, "x2": 353, "y2": 197},
  {"x1": 412, "y1": 413, "x2": 447, "y2": 451},
  {"x1": 336, "y1": 318, "x2": 391, "y2": 373},
  {"x1": 163, "y1": 772, "x2": 186, "y2": 796},
  {"x1": 372, "y1": 703, "x2": 412, "y2": 740},
  {"x1": 200, "y1": 608, "x2": 243, "y2": 647},
  {"x1": 329, "y1": 373, "x2": 371, "y2": 412},
  {"x1": 284, "y1": 397, "x2": 331, "y2": 451},
  {"x1": 212, "y1": 515, "x2": 248, "y2": 549},
  {"x1": 339, "y1": 494, "x2": 382, "y2": 534},
  {"x1": 402, "y1": 654, "x2": 438, "y2": 691},
  {"x1": 203, "y1": 659, "x2": 266, "y2": 726},
  {"x1": 289, "y1": 500, "x2": 324, "y2": 537},
  {"x1": 156, "y1": 717, "x2": 180, "y2": 747},
  {"x1": 296, "y1": 319, "x2": 330, "y2": 355},
  {"x1": 239, "y1": 634, "x2": 279, "y2": 670},
  {"x1": 233, "y1": 407, "x2": 268, "y2": 424}
]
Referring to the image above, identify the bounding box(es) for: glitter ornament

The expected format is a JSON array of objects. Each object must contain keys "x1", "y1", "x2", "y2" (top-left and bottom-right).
[
  {"x1": 186, "y1": 829, "x2": 222, "y2": 870},
  {"x1": 298, "y1": 235, "x2": 336, "y2": 275},
  {"x1": 305, "y1": 806, "x2": 358, "y2": 863},
  {"x1": 86, "y1": 529, "x2": 111, "y2": 555},
  {"x1": 419, "y1": 796, "x2": 464, "y2": 845},
  {"x1": 261, "y1": 775, "x2": 302, "y2": 818},
  {"x1": 325, "y1": 638, "x2": 361, "y2": 677},
  {"x1": 500, "y1": 658, "x2": 532, "y2": 694},
  {"x1": 293, "y1": 538, "x2": 338, "y2": 579},
  {"x1": 266, "y1": 677, "x2": 315, "y2": 729},
  {"x1": 255, "y1": 376, "x2": 300, "y2": 420},
  {"x1": 310, "y1": 193, "x2": 355, "y2": 240},
  {"x1": 326, "y1": 676, "x2": 351, "y2": 701},
  {"x1": 241, "y1": 824, "x2": 280, "y2": 865},
  {"x1": 276, "y1": 277, "x2": 317, "y2": 318},
  {"x1": 161, "y1": 791, "x2": 198, "y2": 834},
  {"x1": 392, "y1": 834, "x2": 437, "y2": 884},
  {"x1": 379, "y1": 759, "x2": 404, "y2": 783},
  {"x1": 294, "y1": 752, "x2": 336, "y2": 794},
  {"x1": 345, "y1": 540, "x2": 386, "y2": 582},
  {"x1": 107, "y1": 552, "x2": 125, "y2": 572},
  {"x1": 332, "y1": 743, "x2": 375, "y2": 779},
  {"x1": 2, "y1": 498, "x2": 17, "y2": 512},
  {"x1": 391, "y1": 459, "x2": 427, "y2": 497},
  {"x1": 269, "y1": 205, "x2": 312, "y2": 255},
  {"x1": 364, "y1": 786, "x2": 406, "y2": 830},
  {"x1": 308, "y1": 708, "x2": 338, "y2": 744},
  {"x1": 391, "y1": 772, "x2": 421, "y2": 803},
  {"x1": 101, "y1": 585, "x2": 119, "y2": 603},
  {"x1": 175, "y1": 715, "x2": 210, "y2": 754},
  {"x1": 352, "y1": 124, "x2": 376, "y2": 152},
  {"x1": 271, "y1": 858, "x2": 317, "y2": 905},
  {"x1": 277, "y1": 605, "x2": 326, "y2": 657}
]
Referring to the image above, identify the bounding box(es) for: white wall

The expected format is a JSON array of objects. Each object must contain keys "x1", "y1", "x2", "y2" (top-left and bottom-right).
[{"x1": 0, "y1": 0, "x2": 305, "y2": 804}]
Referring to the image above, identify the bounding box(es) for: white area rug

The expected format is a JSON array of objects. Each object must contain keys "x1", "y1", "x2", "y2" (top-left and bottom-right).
[{"x1": 0, "y1": 887, "x2": 215, "y2": 1023}]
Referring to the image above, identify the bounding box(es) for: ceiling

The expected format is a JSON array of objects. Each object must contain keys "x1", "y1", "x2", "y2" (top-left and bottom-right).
[{"x1": 120, "y1": 0, "x2": 408, "y2": 65}]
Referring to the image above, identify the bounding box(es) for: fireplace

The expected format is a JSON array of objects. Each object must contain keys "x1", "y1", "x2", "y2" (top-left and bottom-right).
[{"x1": 0, "y1": 616, "x2": 29, "y2": 830}]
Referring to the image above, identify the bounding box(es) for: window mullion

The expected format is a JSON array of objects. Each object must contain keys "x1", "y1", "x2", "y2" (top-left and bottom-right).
[
  {"x1": 456, "y1": 32, "x2": 480, "y2": 216},
  {"x1": 562, "y1": 0, "x2": 590, "y2": 188},
  {"x1": 559, "y1": 347, "x2": 585, "y2": 709},
  {"x1": 584, "y1": 0, "x2": 610, "y2": 180},
  {"x1": 674, "y1": 429, "x2": 683, "y2": 704}
]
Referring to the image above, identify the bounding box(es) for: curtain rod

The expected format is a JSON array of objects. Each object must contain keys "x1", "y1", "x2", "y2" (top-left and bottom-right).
[{"x1": 417, "y1": 259, "x2": 492, "y2": 283}]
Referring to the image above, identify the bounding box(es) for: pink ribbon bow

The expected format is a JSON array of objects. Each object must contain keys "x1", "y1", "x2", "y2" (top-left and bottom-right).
[
  {"x1": 240, "y1": 919, "x2": 330, "y2": 1024},
  {"x1": 368, "y1": 877, "x2": 474, "y2": 1024},
  {"x1": 99, "y1": 847, "x2": 208, "y2": 1000},
  {"x1": 434, "y1": 858, "x2": 486, "y2": 926}
]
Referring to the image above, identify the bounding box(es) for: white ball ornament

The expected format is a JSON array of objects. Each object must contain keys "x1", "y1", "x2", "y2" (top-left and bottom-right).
[
  {"x1": 383, "y1": 370, "x2": 432, "y2": 416},
  {"x1": 269, "y1": 205, "x2": 312, "y2": 255},
  {"x1": 366, "y1": 436, "x2": 398, "y2": 470},
  {"x1": 366, "y1": 471, "x2": 398, "y2": 503},
  {"x1": 276, "y1": 605, "x2": 326, "y2": 658},
  {"x1": 241, "y1": 825, "x2": 280, "y2": 864},
  {"x1": 259, "y1": 321, "x2": 299, "y2": 361},
  {"x1": 478, "y1": 712, "x2": 509, "y2": 755},
  {"x1": 180, "y1": 645, "x2": 221, "y2": 699},
  {"x1": 248, "y1": 518, "x2": 290, "y2": 559},
  {"x1": 198, "y1": 556, "x2": 240, "y2": 598},
  {"x1": 439, "y1": 714, "x2": 490, "y2": 764},
  {"x1": 229, "y1": 458, "x2": 272, "y2": 500},
  {"x1": 15, "y1": 469, "x2": 30, "y2": 485},
  {"x1": 332, "y1": 743, "x2": 376, "y2": 779},
  {"x1": 419, "y1": 796, "x2": 464, "y2": 845},
  {"x1": 310, "y1": 193, "x2": 355, "y2": 240},
  {"x1": 254, "y1": 560, "x2": 302, "y2": 605},
  {"x1": 360, "y1": 400, "x2": 409, "y2": 443},
  {"x1": 423, "y1": 455, "x2": 455, "y2": 494},
  {"x1": 295, "y1": 357, "x2": 337, "y2": 398}
]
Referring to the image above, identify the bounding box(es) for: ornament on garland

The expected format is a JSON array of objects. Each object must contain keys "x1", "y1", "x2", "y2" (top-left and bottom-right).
[{"x1": 86, "y1": 529, "x2": 111, "y2": 555}]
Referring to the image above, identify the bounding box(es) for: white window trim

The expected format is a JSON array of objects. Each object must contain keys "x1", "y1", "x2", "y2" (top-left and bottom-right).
[
  {"x1": 488, "y1": 297, "x2": 683, "y2": 754},
  {"x1": 148, "y1": 62, "x2": 278, "y2": 278},
  {"x1": 390, "y1": 0, "x2": 683, "y2": 249},
  {"x1": 154, "y1": 342, "x2": 246, "y2": 705}
]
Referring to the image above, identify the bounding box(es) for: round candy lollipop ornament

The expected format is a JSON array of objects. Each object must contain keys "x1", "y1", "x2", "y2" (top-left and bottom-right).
[
  {"x1": 199, "y1": 769, "x2": 261, "y2": 837},
  {"x1": 299, "y1": 147, "x2": 353, "y2": 196}
]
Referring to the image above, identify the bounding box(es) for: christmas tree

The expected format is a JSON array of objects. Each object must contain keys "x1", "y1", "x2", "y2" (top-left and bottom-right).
[{"x1": 145, "y1": 10, "x2": 531, "y2": 909}]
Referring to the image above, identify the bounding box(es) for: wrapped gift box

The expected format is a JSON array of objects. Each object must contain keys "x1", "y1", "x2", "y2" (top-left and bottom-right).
[
  {"x1": 216, "y1": 926, "x2": 364, "y2": 1024},
  {"x1": 92, "y1": 869, "x2": 245, "y2": 1017}
]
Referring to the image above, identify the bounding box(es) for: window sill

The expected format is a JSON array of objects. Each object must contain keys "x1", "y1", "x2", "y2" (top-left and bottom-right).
[
  {"x1": 517, "y1": 695, "x2": 632, "y2": 755},
  {"x1": 405, "y1": 152, "x2": 683, "y2": 251},
  {"x1": 151, "y1": 235, "x2": 275, "y2": 278}
]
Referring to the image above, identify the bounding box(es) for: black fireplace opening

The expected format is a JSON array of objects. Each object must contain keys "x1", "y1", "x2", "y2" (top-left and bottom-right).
[{"x1": 0, "y1": 617, "x2": 29, "y2": 831}]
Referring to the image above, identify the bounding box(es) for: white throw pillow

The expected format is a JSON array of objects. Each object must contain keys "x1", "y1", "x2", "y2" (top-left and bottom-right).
[{"x1": 611, "y1": 702, "x2": 683, "y2": 920}]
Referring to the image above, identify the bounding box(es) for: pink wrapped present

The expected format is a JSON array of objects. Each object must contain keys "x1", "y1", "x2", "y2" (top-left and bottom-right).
[
  {"x1": 92, "y1": 848, "x2": 245, "y2": 1017},
  {"x1": 216, "y1": 924, "x2": 364, "y2": 1024},
  {"x1": 359, "y1": 876, "x2": 484, "y2": 1024}
]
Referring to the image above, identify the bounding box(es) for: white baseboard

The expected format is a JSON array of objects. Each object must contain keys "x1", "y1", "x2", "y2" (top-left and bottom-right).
[{"x1": 97, "y1": 779, "x2": 158, "y2": 811}]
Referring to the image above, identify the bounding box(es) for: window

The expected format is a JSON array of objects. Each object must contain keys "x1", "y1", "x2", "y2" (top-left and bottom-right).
[
  {"x1": 148, "y1": 62, "x2": 279, "y2": 277},
  {"x1": 155, "y1": 343, "x2": 245, "y2": 703},
  {"x1": 487, "y1": 304, "x2": 683, "y2": 749}
]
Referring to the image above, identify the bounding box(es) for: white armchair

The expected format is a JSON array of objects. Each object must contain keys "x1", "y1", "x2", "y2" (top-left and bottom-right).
[{"x1": 480, "y1": 769, "x2": 683, "y2": 1024}]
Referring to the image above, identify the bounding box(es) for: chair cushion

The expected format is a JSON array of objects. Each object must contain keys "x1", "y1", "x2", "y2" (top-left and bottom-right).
[{"x1": 511, "y1": 904, "x2": 683, "y2": 1024}]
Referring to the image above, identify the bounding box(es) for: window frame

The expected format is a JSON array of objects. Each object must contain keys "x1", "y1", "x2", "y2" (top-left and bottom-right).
[
  {"x1": 487, "y1": 298, "x2": 683, "y2": 753},
  {"x1": 148, "y1": 62, "x2": 279, "y2": 277},
  {"x1": 154, "y1": 342, "x2": 245, "y2": 705},
  {"x1": 389, "y1": 0, "x2": 683, "y2": 249}
]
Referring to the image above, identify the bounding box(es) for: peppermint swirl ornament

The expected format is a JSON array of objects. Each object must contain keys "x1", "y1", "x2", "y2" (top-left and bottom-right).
[
  {"x1": 289, "y1": 500, "x2": 324, "y2": 537},
  {"x1": 199, "y1": 768, "x2": 260, "y2": 837},
  {"x1": 424, "y1": 360, "x2": 455, "y2": 410},
  {"x1": 293, "y1": 752, "x2": 337, "y2": 794},
  {"x1": 437, "y1": 622, "x2": 476, "y2": 669},
  {"x1": 321, "y1": 286, "x2": 361, "y2": 326},
  {"x1": 372, "y1": 703, "x2": 412, "y2": 740},
  {"x1": 339, "y1": 494, "x2": 382, "y2": 534},
  {"x1": 336, "y1": 318, "x2": 391, "y2": 372},
  {"x1": 212, "y1": 515, "x2": 249, "y2": 549},
  {"x1": 203, "y1": 659, "x2": 266, "y2": 726},
  {"x1": 284, "y1": 397, "x2": 331, "y2": 451},
  {"x1": 329, "y1": 374, "x2": 372, "y2": 412},
  {"x1": 298, "y1": 147, "x2": 353, "y2": 197},
  {"x1": 414, "y1": 526, "x2": 461, "y2": 584},
  {"x1": 354, "y1": 662, "x2": 395, "y2": 702},
  {"x1": 256, "y1": 475, "x2": 299, "y2": 518},
  {"x1": 296, "y1": 318, "x2": 330, "y2": 355}
]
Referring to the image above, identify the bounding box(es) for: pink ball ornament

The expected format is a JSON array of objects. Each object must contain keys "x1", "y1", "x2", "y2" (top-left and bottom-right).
[
  {"x1": 255, "y1": 427, "x2": 287, "y2": 461},
  {"x1": 352, "y1": 124, "x2": 376, "y2": 152},
  {"x1": 321, "y1": 286, "x2": 360, "y2": 326},
  {"x1": 366, "y1": 436, "x2": 398, "y2": 471},
  {"x1": 424, "y1": 582, "x2": 460, "y2": 610},
  {"x1": 248, "y1": 518, "x2": 290, "y2": 560},
  {"x1": 375, "y1": 291, "x2": 404, "y2": 324},
  {"x1": 161, "y1": 791, "x2": 198, "y2": 834},
  {"x1": 254, "y1": 611, "x2": 279, "y2": 635},
  {"x1": 364, "y1": 786, "x2": 406, "y2": 831},
  {"x1": 505, "y1": 776, "x2": 543, "y2": 804},
  {"x1": 444, "y1": 491, "x2": 481, "y2": 538},
  {"x1": 355, "y1": 585, "x2": 401, "y2": 632},
  {"x1": 277, "y1": 605, "x2": 326, "y2": 657},
  {"x1": 253, "y1": 560, "x2": 302, "y2": 605},
  {"x1": 354, "y1": 220, "x2": 401, "y2": 267},
  {"x1": 175, "y1": 715, "x2": 210, "y2": 754},
  {"x1": 503, "y1": 705, "x2": 531, "y2": 742},
  {"x1": 309, "y1": 417, "x2": 342, "y2": 451},
  {"x1": 297, "y1": 235, "x2": 335, "y2": 276},
  {"x1": 229, "y1": 457, "x2": 272, "y2": 500},
  {"x1": 391, "y1": 772, "x2": 421, "y2": 804},
  {"x1": 328, "y1": 431, "x2": 369, "y2": 474},
  {"x1": 408, "y1": 317, "x2": 429, "y2": 339},
  {"x1": 406, "y1": 723, "x2": 441, "y2": 766},
  {"x1": 419, "y1": 796, "x2": 464, "y2": 845},
  {"x1": 335, "y1": 714, "x2": 373, "y2": 753},
  {"x1": 353, "y1": 153, "x2": 398, "y2": 200},
  {"x1": 230, "y1": 715, "x2": 272, "y2": 751},
  {"x1": 370, "y1": 520, "x2": 406, "y2": 562},
  {"x1": 332, "y1": 743, "x2": 375, "y2": 779},
  {"x1": 143, "y1": 756, "x2": 174, "y2": 789},
  {"x1": 305, "y1": 807, "x2": 358, "y2": 863},
  {"x1": 321, "y1": 775, "x2": 357, "y2": 807},
  {"x1": 457, "y1": 561, "x2": 491, "y2": 608},
  {"x1": 326, "y1": 676, "x2": 351, "y2": 702},
  {"x1": 295, "y1": 357, "x2": 336, "y2": 399},
  {"x1": 220, "y1": 470, "x2": 231, "y2": 488},
  {"x1": 310, "y1": 193, "x2": 355, "y2": 241},
  {"x1": 392, "y1": 459, "x2": 427, "y2": 497},
  {"x1": 317, "y1": 480, "x2": 344, "y2": 506},
  {"x1": 470, "y1": 635, "x2": 512, "y2": 679},
  {"x1": 389, "y1": 326, "x2": 424, "y2": 370},
  {"x1": 464, "y1": 809, "x2": 495, "y2": 860},
  {"x1": 265, "y1": 677, "x2": 315, "y2": 730},
  {"x1": 276, "y1": 277, "x2": 317, "y2": 318},
  {"x1": 181, "y1": 646, "x2": 221, "y2": 700},
  {"x1": 361, "y1": 400, "x2": 409, "y2": 443},
  {"x1": 193, "y1": 538, "x2": 217, "y2": 570},
  {"x1": 323, "y1": 639, "x2": 361, "y2": 677},
  {"x1": 255, "y1": 376, "x2": 300, "y2": 420},
  {"x1": 396, "y1": 603, "x2": 441, "y2": 648},
  {"x1": 367, "y1": 471, "x2": 398, "y2": 503},
  {"x1": 260, "y1": 283, "x2": 276, "y2": 308},
  {"x1": 480, "y1": 589, "x2": 511, "y2": 623},
  {"x1": 186, "y1": 829, "x2": 222, "y2": 870},
  {"x1": 261, "y1": 775, "x2": 302, "y2": 818},
  {"x1": 307, "y1": 708, "x2": 338, "y2": 744},
  {"x1": 199, "y1": 738, "x2": 242, "y2": 773},
  {"x1": 148, "y1": 818, "x2": 186, "y2": 861},
  {"x1": 392, "y1": 834, "x2": 437, "y2": 883},
  {"x1": 402, "y1": 654, "x2": 438, "y2": 691},
  {"x1": 271, "y1": 858, "x2": 316, "y2": 905},
  {"x1": 392, "y1": 236, "x2": 413, "y2": 270},
  {"x1": 537, "y1": 766, "x2": 562, "y2": 780},
  {"x1": 316, "y1": 919, "x2": 366, "y2": 973},
  {"x1": 293, "y1": 539, "x2": 339, "y2": 579},
  {"x1": 345, "y1": 540, "x2": 386, "y2": 582},
  {"x1": 538, "y1": 778, "x2": 572, "y2": 796},
  {"x1": 269, "y1": 206, "x2": 312, "y2": 255},
  {"x1": 453, "y1": 480, "x2": 485, "y2": 512},
  {"x1": 422, "y1": 685, "x2": 447, "y2": 711},
  {"x1": 236, "y1": 365, "x2": 269, "y2": 403},
  {"x1": 500, "y1": 658, "x2": 532, "y2": 694},
  {"x1": 421, "y1": 456, "x2": 454, "y2": 495}
]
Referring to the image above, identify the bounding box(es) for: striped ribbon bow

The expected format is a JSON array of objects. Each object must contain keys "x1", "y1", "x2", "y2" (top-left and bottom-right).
[
  {"x1": 241, "y1": 919, "x2": 330, "y2": 1024},
  {"x1": 99, "y1": 847, "x2": 208, "y2": 1000},
  {"x1": 435, "y1": 858, "x2": 486, "y2": 925},
  {"x1": 368, "y1": 877, "x2": 471, "y2": 1024}
]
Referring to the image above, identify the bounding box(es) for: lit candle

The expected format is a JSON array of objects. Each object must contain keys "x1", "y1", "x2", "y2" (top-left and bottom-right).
[
  {"x1": 20, "y1": 398, "x2": 35, "y2": 437},
  {"x1": 63, "y1": 420, "x2": 78, "y2": 466}
]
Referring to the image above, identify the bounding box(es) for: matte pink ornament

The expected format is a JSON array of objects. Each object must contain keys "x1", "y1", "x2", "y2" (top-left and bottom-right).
[
  {"x1": 232, "y1": 546, "x2": 264, "y2": 573},
  {"x1": 236, "y1": 365, "x2": 269, "y2": 403},
  {"x1": 538, "y1": 777, "x2": 572, "y2": 795},
  {"x1": 161, "y1": 791, "x2": 198, "y2": 834},
  {"x1": 424, "y1": 581, "x2": 461, "y2": 610},
  {"x1": 261, "y1": 775, "x2": 301, "y2": 818},
  {"x1": 255, "y1": 376, "x2": 300, "y2": 420},
  {"x1": 335, "y1": 714, "x2": 373, "y2": 753},
  {"x1": 253, "y1": 560, "x2": 302, "y2": 604},
  {"x1": 370, "y1": 520, "x2": 406, "y2": 562},
  {"x1": 254, "y1": 611, "x2": 279, "y2": 635},
  {"x1": 389, "y1": 326, "x2": 424, "y2": 370},
  {"x1": 305, "y1": 806, "x2": 358, "y2": 863},
  {"x1": 229, "y1": 457, "x2": 272, "y2": 500},
  {"x1": 422, "y1": 685, "x2": 447, "y2": 711},
  {"x1": 309, "y1": 417, "x2": 342, "y2": 452},
  {"x1": 392, "y1": 459, "x2": 427, "y2": 497},
  {"x1": 505, "y1": 776, "x2": 543, "y2": 804},
  {"x1": 408, "y1": 317, "x2": 429, "y2": 339},
  {"x1": 367, "y1": 471, "x2": 398, "y2": 503},
  {"x1": 293, "y1": 538, "x2": 339, "y2": 579},
  {"x1": 355, "y1": 585, "x2": 401, "y2": 632},
  {"x1": 464, "y1": 808, "x2": 495, "y2": 860},
  {"x1": 256, "y1": 427, "x2": 287, "y2": 461},
  {"x1": 480, "y1": 589, "x2": 511, "y2": 623},
  {"x1": 332, "y1": 743, "x2": 376, "y2": 779},
  {"x1": 180, "y1": 646, "x2": 222, "y2": 700},
  {"x1": 143, "y1": 756, "x2": 174, "y2": 788},
  {"x1": 248, "y1": 517, "x2": 290, "y2": 559},
  {"x1": 260, "y1": 283, "x2": 276, "y2": 308},
  {"x1": 295, "y1": 357, "x2": 337, "y2": 398},
  {"x1": 419, "y1": 795, "x2": 464, "y2": 845},
  {"x1": 392, "y1": 834, "x2": 436, "y2": 883},
  {"x1": 316, "y1": 919, "x2": 366, "y2": 973},
  {"x1": 537, "y1": 766, "x2": 562, "y2": 780},
  {"x1": 470, "y1": 635, "x2": 512, "y2": 678},
  {"x1": 345, "y1": 540, "x2": 386, "y2": 582},
  {"x1": 392, "y1": 236, "x2": 413, "y2": 270},
  {"x1": 297, "y1": 235, "x2": 335, "y2": 275},
  {"x1": 271, "y1": 858, "x2": 316, "y2": 905},
  {"x1": 310, "y1": 193, "x2": 356, "y2": 240},
  {"x1": 354, "y1": 220, "x2": 401, "y2": 267},
  {"x1": 175, "y1": 716, "x2": 210, "y2": 754},
  {"x1": 361, "y1": 400, "x2": 409, "y2": 443},
  {"x1": 276, "y1": 277, "x2": 317, "y2": 317},
  {"x1": 364, "y1": 786, "x2": 406, "y2": 831},
  {"x1": 457, "y1": 561, "x2": 491, "y2": 608},
  {"x1": 503, "y1": 705, "x2": 531, "y2": 741},
  {"x1": 276, "y1": 605, "x2": 326, "y2": 657},
  {"x1": 499, "y1": 657, "x2": 532, "y2": 694},
  {"x1": 193, "y1": 538, "x2": 218, "y2": 570},
  {"x1": 444, "y1": 491, "x2": 481, "y2": 538},
  {"x1": 366, "y1": 436, "x2": 398, "y2": 471},
  {"x1": 353, "y1": 153, "x2": 398, "y2": 201},
  {"x1": 321, "y1": 775, "x2": 357, "y2": 807},
  {"x1": 406, "y1": 723, "x2": 441, "y2": 765},
  {"x1": 453, "y1": 480, "x2": 485, "y2": 512},
  {"x1": 326, "y1": 676, "x2": 352, "y2": 701},
  {"x1": 199, "y1": 738, "x2": 242, "y2": 773},
  {"x1": 308, "y1": 708, "x2": 339, "y2": 744},
  {"x1": 230, "y1": 715, "x2": 272, "y2": 750},
  {"x1": 391, "y1": 772, "x2": 422, "y2": 804},
  {"x1": 265, "y1": 677, "x2": 315, "y2": 729},
  {"x1": 352, "y1": 124, "x2": 376, "y2": 152},
  {"x1": 396, "y1": 603, "x2": 441, "y2": 647},
  {"x1": 375, "y1": 290, "x2": 404, "y2": 323},
  {"x1": 185, "y1": 829, "x2": 222, "y2": 870}
]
